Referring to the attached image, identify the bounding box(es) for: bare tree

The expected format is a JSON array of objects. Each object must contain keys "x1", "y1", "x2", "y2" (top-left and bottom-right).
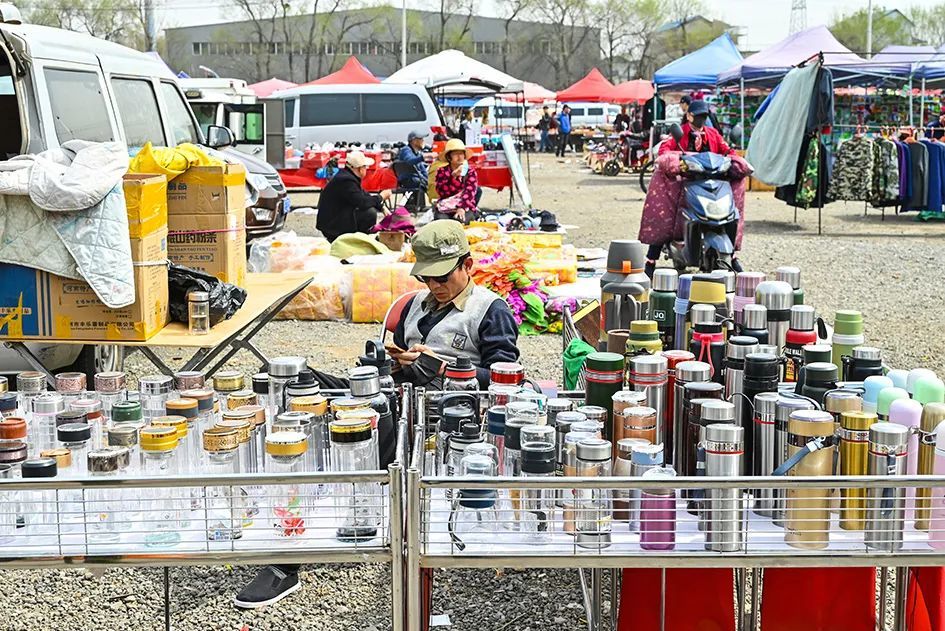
[
  {"x1": 592, "y1": 0, "x2": 636, "y2": 81},
  {"x1": 300, "y1": 0, "x2": 375, "y2": 81},
  {"x1": 495, "y1": 0, "x2": 536, "y2": 73},
  {"x1": 435, "y1": 0, "x2": 476, "y2": 51},
  {"x1": 231, "y1": 0, "x2": 281, "y2": 79},
  {"x1": 28, "y1": 0, "x2": 144, "y2": 47},
  {"x1": 530, "y1": 0, "x2": 593, "y2": 87}
]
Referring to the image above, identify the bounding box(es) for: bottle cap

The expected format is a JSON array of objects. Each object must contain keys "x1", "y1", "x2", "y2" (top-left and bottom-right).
[
  {"x1": 32, "y1": 393, "x2": 65, "y2": 415},
  {"x1": 490, "y1": 362, "x2": 525, "y2": 385},
  {"x1": 726, "y1": 336, "x2": 759, "y2": 361},
  {"x1": 652, "y1": 268, "x2": 678, "y2": 292},
  {"x1": 617, "y1": 437, "x2": 650, "y2": 458},
  {"x1": 487, "y1": 406, "x2": 506, "y2": 436},
  {"x1": 742, "y1": 304, "x2": 767, "y2": 329},
  {"x1": 840, "y1": 410, "x2": 876, "y2": 431},
  {"x1": 704, "y1": 423, "x2": 743, "y2": 447},
  {"x1": 40, "y1": 448, "x2": 71, "y2": 469},
  {"x1": 628, "y1": 320, "x2": 660, "y2": 339},
  {"x1": 216, "y1": 416, "x2": 253, "y2": 444},
  {"x1": 787, "y1": 409, "x2": 834, "y2": 436},
  {"x1": 227, "y1": 390, "x2": 258, "y2": 410},
  {"x1": 358, "y1": 341, "x2": 394, "y2": 378},
  {"x1": 851, "y1": 346, "x2": 881, "y2": 361},
  {"x1": 286, "y1": 370, "x2": 320, "y2": 398},
  {"x1": 54, "y1": 372, "x2": 86, "y2": 393},
  {"x1": 165, "y1": 398, "x2": 199, "y2": 419},
  {"x1": 863, "y1": 376, "x2": 894, "y2": 405},
  {"x1": 804, "y1": 362, "x2": 838, "y2": 384},
  {"x1": 94, "y1": 372, "x2": 127, "y2": 393},
  {"x1": 0, "y1": 393, "x2": 16, "y2": 413},
  {"x1": 274, "y1": 411, "x2": 310, "y2": 432},
  {"x1": 107, "y1": 425, "x2": 138, "y2": 448},
  {"x1": 180, "y1": 389, "x2": 214, "y2": 413},
  {"x1": 735, "y1": 272, "x2": 766, "y2": 298},
  {"x1": 753, "y1": 392, "x2": 779, "y2": 417},
  {"x1": 290, "y1": 395, "x2": 329, "y2": 416},
  {"x1": 445, "y1": 357, "x2": 477, "y2": 381},
  {"x1": 576, "y1": 405, "x2": 608, "y2": 423},
  {"x1": 56, "y1": 411, "x2": 87, "y2": 427},
  {"x1": 252, "y1": 373, "x2": 270, "y2": 395},
  {"x1": 110, "y1": 401, "x2": 143, "y2": 423},
  {"x1": 675, "y1": 360, "x2": 711, "y2": 383},
  {"x1": 212, "y1": 371, "x2": 245, "y2": 392},
  {"x1": 57, "y1": 422, "x2": 92, "y2": 443},
  {"x1": 0, "y1": 441, "x2": 26, "y2": 464},
  {"x1": 744, "y1": 353, "x2": 780, "y2": 380},
  {"x1": 907, "y1": 369, "x2": 938, "y2": 395},
  {"x1": 914, "y1": 377, "x2": 945, "y2": 406},
  {"x1": 349, "y1": 366, "x2": 382, "y2": 397},
  {"x1": 869, "y1": 422, "x2": 909, "y2": 450},
  {"x1": 877, "y1": 387, "x2": 909, "y2": 417},
  {"x1": 16, "y1": 371, "x2": 46, "y2": 393},
  {"x1": 139, "y1": 375, "x2": 173, "y2": 395},
  {"x1": 173, "y1": 371, "x2": 205, "y2": 391},
  {"x1": 690, "y1": 303, "x2": 716, "y2": 326},
  {"x1": 87, "y1": 449, "x2": 123, "y2": 473},
  {"x1": 587, "y1": 351, "x2": 625, "y2": 373},
  {"x1": 700, "y1": 400, "x2": 736, "y2": 422},
  {"x1": 268, "y1": 357, "x2": 308, "y2": 378},
  {"x1": 0, "y1": 417, "x2": 27, "y2": 440},
  {"x1": 236, "y1": 405, "x2": 267, "y2": 428},
  {"x1": 755, "y1": 281, "x2": 793, "y2": 311},
  {"x1": 689, "y1": 274, "x2": 726, "y2": 306},
  {"x1": 715, "y1": 270, "x2": 736, "y2": 293},
  {"x1": 630, "y1": 443, "x2": 663, "y2": 466},
  {"x1": 886, "y1": 369, "x2": 909, "y2": 390},
  {"x1": 789, "y1": 305, "x2": 815, "y2": 331},
  {"x1": 520, "y1": 442, "x2": 555, "y2": 473},
  {"x1": 628, "y1": 354, "x2": 667, "y2": 375},
  {"x1": 329, "y1": 418, "x2": 373, "y2": 443},
  {"x1": 833, "y1": 310, "x2": 864, "y2": 336},
  {"x1": 331, "y1": 397, "x2": 371, "y2": 415},
  {"x1": 775, "y1": 396, "x2": 815, "y2": 423},
  {"x1": 824, "y1": 389, "x2": 862, "y2": 414},
  {"x1": 188, "y1": 290, "x2": 209, "y2": 303},
  {"x1": 139, "y1": 426, "x2": 178, "y2": 452},
  {"x1": 547, "y1": 398, "x2": 573, "y2": 414},
  {"x1": 0, "y1": 376, "x2": 5, "y2": 393},
  {"x1": 203, "y1": 426, "x2": 239, "y2": 452},
  {"x1": 888, "y1": 398, "x2": 923, "y2": 429},
  {"x1": 576, "y1": 438, "x2": 611, "y2": 461},
  {"x1": 775, "y1": 266, "x2": 801, "y2": 290},
  {"x1": 151, "y1": 416, "x2": 188, "y2": 440}
]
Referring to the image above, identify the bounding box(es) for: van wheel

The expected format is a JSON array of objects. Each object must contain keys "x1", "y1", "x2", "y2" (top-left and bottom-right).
[{"x1": 67, "y1": 345, "x2": 125, "y2": 383}]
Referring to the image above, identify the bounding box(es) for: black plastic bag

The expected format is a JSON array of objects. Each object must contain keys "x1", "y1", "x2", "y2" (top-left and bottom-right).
[{"x1": 167, "y1": 263, "x2": 247, "y2": 326}]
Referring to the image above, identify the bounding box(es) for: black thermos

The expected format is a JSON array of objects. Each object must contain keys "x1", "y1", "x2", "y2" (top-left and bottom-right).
[
  {"x1": 739, "y1": 304, "x2": 769, "y2": 345},
  {"x1": 841, "y1": 346, "x2": 884, "y2": 382},
  {"x1": 741, "y1": 352, "x2": 781, "y2": 474},
  {"x1": 798, "y1": 362, "x2": 839, "y2": 406}
]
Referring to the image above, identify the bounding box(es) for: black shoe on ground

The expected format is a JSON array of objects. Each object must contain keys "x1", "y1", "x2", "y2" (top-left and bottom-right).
[{"x1": 233, "y1": 565, "x2": 301, "y2": 609}]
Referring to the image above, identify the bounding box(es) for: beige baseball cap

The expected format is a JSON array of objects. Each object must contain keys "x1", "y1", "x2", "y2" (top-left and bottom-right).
[
  {"x1": 346, "y1": 151, "x2": 374, "y2": 168},
  {"x1": 410, "y1": 220, "x2": 470, "y2": 277}
]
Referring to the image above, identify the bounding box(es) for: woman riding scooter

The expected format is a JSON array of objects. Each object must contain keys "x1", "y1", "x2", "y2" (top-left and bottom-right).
[{"x1": 639, "y1": 100, "x2": 748, "y2": 278}]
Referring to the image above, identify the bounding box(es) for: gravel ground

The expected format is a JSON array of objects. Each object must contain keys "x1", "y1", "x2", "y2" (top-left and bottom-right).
[{"x1": 1, "y1": 153, "x2": 942, "y2": 629}]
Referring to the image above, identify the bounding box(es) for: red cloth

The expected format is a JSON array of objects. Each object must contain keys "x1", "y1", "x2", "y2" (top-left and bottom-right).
[
  {"x1": 909, "y1": 567, "x2": 945, "y2": 631},
  {"x1": 278, "y1": 166, "x2": 396, "y2": 191},
  {"x1": 478, "y1": 166, "x2": 513, "y2": 190},
  {"x1": 759, "y1": 569, "x2": 875, "y2": 631},
  {"x1": 659, "y1": 123, "x2": 736, "y2": 157},
  {"x1": 618, "y1": 568, "x2": 736, "y2": 631},
  {"x1": 638, "y1": 152, "x2": 748, "y2": 250}
]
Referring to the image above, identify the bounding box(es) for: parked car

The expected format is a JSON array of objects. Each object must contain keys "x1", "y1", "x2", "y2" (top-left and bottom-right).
[
  {"x1": 276, "y1": 83, "x2": 445, "y2": 146},
  {"x1": 546, "y1": 101, "x2": 622, "y2": 129},
  {"x1": 0, "y1": 12, "x2": 285, "y2": 376}
]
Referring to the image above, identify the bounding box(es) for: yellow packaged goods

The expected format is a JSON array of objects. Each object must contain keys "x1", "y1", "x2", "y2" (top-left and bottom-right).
[
  {"x1": 122, "y1": 174, "x2": 168, "y2": 238},
  {"x1": 510, "y1": 231, "x2": 564, "y2": 249},
  {"x1": 276, "y1": 260, "x2": 347, "y2": 321},
  {"x1": 167, "y1": 163, "x2": 246, "y2": 216},
  {"x1": 128, "y1": 142, "x2": 225, "y2": 181},
  {"x1": 0, "y1": 230, "x2": 169, "y2": 341},
  {"x1": 350, "y1": 265, "x2": 391, "y2": 323},
  {"x1": 391, "y1": 263, "x2": 425, "y2": 298},
  {"x1": 167, "y1": 211, "x2": 247, "y2": 286},
  {"x1": 525, "y1": 259, "x2": 578, "y2": 285},
  {"x1": 269, "y1": 237, "x2": 332, "y2": 272}
]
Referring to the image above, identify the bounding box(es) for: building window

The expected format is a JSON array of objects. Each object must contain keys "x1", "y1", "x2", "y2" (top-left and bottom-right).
[
  {"x1": 324, "y1": 42, "x2": 335, "y2": 55},
  {"x1": 192, "y1": 42, "x2": 201, "y2": 55}
]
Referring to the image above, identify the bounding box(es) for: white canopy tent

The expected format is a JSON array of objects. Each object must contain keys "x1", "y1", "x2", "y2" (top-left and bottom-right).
[{"x1": 384, "y1": 49, "x2": 522, "y2": 94}]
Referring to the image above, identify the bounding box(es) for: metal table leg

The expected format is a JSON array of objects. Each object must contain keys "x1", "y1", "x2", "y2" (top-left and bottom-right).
[
  {"x1": 3, "y1": 342, "x2": 56, "y2": 387},
  {"x1": 894, "y1": 567, "x2": 909, "y2": 631},
  {"x1": 164, "y1": 566, "x2": 171, "y2": 631}
]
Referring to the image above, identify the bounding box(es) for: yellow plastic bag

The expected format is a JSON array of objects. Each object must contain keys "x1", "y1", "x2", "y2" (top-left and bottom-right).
[{"x1": 129, "y1": 142, "x2": 224, "y2": 181}]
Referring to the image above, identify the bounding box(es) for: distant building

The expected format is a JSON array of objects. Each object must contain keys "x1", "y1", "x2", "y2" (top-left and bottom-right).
[{"x1": 165, "y1": 7, "x2": 600, "y2": 87}]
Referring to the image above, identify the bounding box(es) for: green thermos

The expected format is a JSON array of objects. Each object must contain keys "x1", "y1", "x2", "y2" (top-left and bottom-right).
[
  {"x1": 584, "y1": 351, "x2": 625, "y2": 445},
  {"x1": 831, "y1": 310, "x2": 864, "y2": 367},
  {"x1": 648, "y1": 269, "x2": 677, "y2": 350}
]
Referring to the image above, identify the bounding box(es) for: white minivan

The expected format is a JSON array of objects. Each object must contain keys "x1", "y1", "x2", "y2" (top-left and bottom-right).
[
  {"x1": 0, "y1": 13, "x2": 287, "y2": 377},
  {"x1": 548, "y1": 101, "x2": 622, "y2": 129},
  {"x1": 277, "y1": 83, "x2": 444, "y2": 146}
]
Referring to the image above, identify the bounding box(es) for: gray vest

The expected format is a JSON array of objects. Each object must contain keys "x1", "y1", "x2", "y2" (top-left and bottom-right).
[{"x1": 402, "y1": 285, "x2": 502, "y2": 368}]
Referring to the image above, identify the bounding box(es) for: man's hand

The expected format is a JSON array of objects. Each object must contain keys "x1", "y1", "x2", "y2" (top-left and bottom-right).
[
  {"x1": 380, "y1": 189, "x2": 392, "y2": 201},
  {"x1": 390, "y1": 344, "x2": 443, "y2": 373}
]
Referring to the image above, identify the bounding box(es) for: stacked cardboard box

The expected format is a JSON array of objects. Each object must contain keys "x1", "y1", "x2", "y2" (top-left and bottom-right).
[
  {"x1": 166, "y1": 164, "x2": 248, "y2": 287},
  {"x1": 0, "y1": 174, "x2": 170, "y2": 341}
]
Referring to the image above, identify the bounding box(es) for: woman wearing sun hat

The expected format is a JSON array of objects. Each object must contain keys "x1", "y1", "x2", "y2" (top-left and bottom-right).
[{"x1": 434, "y1": 138, "x2": 480, "y2": 223}]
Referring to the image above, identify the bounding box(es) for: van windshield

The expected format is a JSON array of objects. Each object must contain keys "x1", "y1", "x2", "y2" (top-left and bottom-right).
[
  {"x1": 191, "y1": 102, "x2": 217, "y2": 136},
  {"x1": 159, "y1": 82, "x2": 199, "y2": 145},
  {"x1": 0, "y1": 44, "x2": 21, "y2": 157}
]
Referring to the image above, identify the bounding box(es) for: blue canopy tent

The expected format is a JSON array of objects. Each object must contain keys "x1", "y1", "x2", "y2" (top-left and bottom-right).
[{"x1": 653, "y1": 33, "x2": 743, "y2": 90}]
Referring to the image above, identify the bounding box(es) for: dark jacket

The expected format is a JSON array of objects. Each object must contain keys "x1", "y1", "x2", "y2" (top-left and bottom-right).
[{"x1": 316, "y1": 167, "x2": 382, "y2": 242}]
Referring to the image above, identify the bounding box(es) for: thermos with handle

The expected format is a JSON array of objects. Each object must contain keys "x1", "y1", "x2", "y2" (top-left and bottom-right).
[
  {"x1": 779, "y1": 409, "x2": 836, "y2": 550},
  {"x1": 739, "y1": 304, "x2": 769, "y2": 345},
  {"x1": 865, "y1": 422, "x2": 909, "y2": 552},
  {"x1": 689, "y1": 307, "x2": 726, "y2": 385},
  {"x1": 755, "y1": 280, "x2": 794, "y2": 354},
  {"x1": 741, "y1": 352, "x2": 781, "y2": 476},
  {"x1": 723, "y1": 336, "x2": 759, "y2": 439},
  {"x1": 648, "y1": 269, "x2": 678, "y2": 350},
  {"x1": 798, "y1": 362, "x2": 839, "y2": 406},
  {"x1": 772, "y1": 396, "x2": 817, "y2": 525},
  {"x1": 831, "y1": 310, "x2": 865, "y2": 368},
  {"x1": 842, "y1": 346, "x2": 884, "y2": 382},
  {"x1": 783, "y1": 305, "x2": 817, "y2": 382},
  {"x1": 928, "y1": 421, "x2": 945, "y2": 550},
  {"x1": 917, "y1": 403, "x2": 945, "y2": 531},
  {"x1": 889, "y1": 398, "x2": 922, "y2": 516}
]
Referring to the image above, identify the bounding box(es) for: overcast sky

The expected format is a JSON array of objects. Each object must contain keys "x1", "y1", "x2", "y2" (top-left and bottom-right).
[{"x1": 161, "y1": 0, "x2": 944, "y2": 50}]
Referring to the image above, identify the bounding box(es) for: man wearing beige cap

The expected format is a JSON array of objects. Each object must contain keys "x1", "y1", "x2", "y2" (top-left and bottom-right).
[{"x1": 315, "y1": 150, "x2": 392, "y2": 242}]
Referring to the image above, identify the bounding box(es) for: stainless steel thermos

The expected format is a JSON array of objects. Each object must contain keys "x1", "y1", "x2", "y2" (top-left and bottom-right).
[
  {"x1": 742, "y1": 352, "x2": 781, "y2": 475},
  {"x1": 752, "y1": 392, "x2": 780, "y2": 517},
  {"x1": 865, "y1": 422, "x2": 909, "y2": 552},
  {"x1": 755, "y1": 280, "x2": 794, "y2": 353},
  {"x1": 704, "y1": 423, "x2": 745, "y2": 552},
  {"x1": 773, "y1": 396, "x2": 816, "y2": 525},
  {"x1": 783, "y1": 410, "x2": 836, "y2": 550},
  {"x1": 671, "y1": 361, "x2": 711, "y2": 469}
]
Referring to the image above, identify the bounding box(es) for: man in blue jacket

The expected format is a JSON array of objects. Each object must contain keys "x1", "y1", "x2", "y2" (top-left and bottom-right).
[
  {"x1": 555, "y1": 105, "x2": 572, "y2": 157},
  {"x1": 396, "y1": 130, "x2": 429, "y2": 209}
]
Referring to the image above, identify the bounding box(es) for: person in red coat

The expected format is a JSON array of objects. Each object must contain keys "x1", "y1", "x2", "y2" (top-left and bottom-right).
[{"x1": 658, "y1": 99, "x2": 736, "y2": 156}]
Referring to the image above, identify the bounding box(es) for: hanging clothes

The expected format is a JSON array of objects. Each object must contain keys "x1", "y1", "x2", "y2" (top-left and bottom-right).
[
  {"x1": 895, "y1": 140, "x2": 912, "y2": 203},
  {"x1": 920, "y1": 139, "x2": 944, "y2": 214},
  {"x1": 827, "y1": 136, "x2": 874, "y2": 202},
  {"x1": 905, "y1": 141, "x2": 929, "y2": 210},
  {"x1": 869, "y1": 137, "x2": 899, "y2": 207},
  {"x1": 775, "y1": 134, "x2": 828, "y2": 208},
  {"x1": 805, "y1": 67, "x2": 834, "y2": 133}
]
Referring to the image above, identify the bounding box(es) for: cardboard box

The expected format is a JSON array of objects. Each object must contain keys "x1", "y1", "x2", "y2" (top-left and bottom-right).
[
  {"x1": 0, "y1": 230, "x2": 169, "y2": 341},
  {"x1": 167, "y1": 211, "x2": 247, "y2": 287},
  {"x1": 167, "y1": 163, "x2": 246, "y2": 215},
  {"x1": 123, "y1": 174, "x2": 168, "y2": 238}
]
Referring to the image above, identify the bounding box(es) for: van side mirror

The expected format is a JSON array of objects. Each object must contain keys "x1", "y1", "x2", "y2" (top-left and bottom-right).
[{"x1": 207, "y1": 125, "x2": 234, "y2": 149}]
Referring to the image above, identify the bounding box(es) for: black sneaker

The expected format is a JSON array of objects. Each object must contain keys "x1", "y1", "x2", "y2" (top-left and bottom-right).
[{"x1": 233, "y1": 565, "x2": 301, "y2": 609}]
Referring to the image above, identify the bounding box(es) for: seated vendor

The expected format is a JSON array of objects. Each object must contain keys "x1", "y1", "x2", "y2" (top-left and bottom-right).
[
  {"x1": 233, "y1": 220, "x2": 519, "y2": 610},
  {"x1": 434, "y1": 139, "x2": 480, "y2": 223},
  {"x1": 315, "y1": 151, "x2": 392, "y2": 242},
  {"x1": 396, "y1": 130, "x2": 429, "y2": 210}
]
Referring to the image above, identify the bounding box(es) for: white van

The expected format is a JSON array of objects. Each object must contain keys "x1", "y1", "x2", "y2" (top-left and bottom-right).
[
  {"x1": 0, "y1": 14, "x2": 287, "y2": 376},
  {"x1": 277, "y1": 83, "x2": 444, "y2": 146},
  {"x1": 470, "y1": 96, "x2": 529, "y2": 134},
  {"x1": 548, "y1": 101, "x2": 622, "y2": 129}
]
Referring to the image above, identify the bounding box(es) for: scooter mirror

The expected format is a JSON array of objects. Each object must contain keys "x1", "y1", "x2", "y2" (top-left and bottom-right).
[{"x1": 669, "y1": 123, "x2": 684, "y2": 143}]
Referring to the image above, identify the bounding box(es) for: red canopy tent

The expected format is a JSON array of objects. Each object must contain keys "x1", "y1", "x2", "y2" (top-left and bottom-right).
[
  {"x1": 248, "y1": 78, "x2": 297, "y2": 97},
  {"x1": 610, "y1": 79, "x2": 654, "y2": 104},
  {"x1": 556, "y1": 68, "x2": 616, "y2": 103},
  {"x1": 304, "y1": 56, "x2": 380, "y2": 85}
]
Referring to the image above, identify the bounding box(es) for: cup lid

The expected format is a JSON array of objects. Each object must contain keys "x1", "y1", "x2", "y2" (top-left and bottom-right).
[
  {"x1": 652, "y1": 268, "x2": 678, "y2": 292},
  {"x1": 755, "y1": 280, "x2": 794, "y2": 311}
]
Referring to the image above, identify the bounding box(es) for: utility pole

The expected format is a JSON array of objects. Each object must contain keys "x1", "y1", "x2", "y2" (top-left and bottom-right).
[
  {"x1": 144, "y1": 0, "x2": 157, "y2": 51},
  {"x1": 866, "y1": 0, "x2": 873, "y2": 58},
  {"x1": 401, "y1": 0, "x2": 407, "y2": 68},
  {"x1": 789, "y1": 0, "x2": 807, "y2": 35}
]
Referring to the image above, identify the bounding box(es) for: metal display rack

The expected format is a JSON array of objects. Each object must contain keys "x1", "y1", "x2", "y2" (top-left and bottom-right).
[
  {"x1": 0, "y1": 421, "x2": 409, "y2": 631},
  {"x1": 404, "y1": 388, "x2": 945, "y2": 631}
]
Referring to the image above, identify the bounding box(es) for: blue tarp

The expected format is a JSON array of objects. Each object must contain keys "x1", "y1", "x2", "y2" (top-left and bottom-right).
[
  {"x1": 439, "y1": 97, "x2": 479, "y2": 107},
  {"x1": 653, "y1": 33, "x2": 743, "y2": 89}
]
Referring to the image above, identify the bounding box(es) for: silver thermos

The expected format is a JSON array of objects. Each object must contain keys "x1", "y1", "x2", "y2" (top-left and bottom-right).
[
  {"x1": 704, "y1": 423, "x2": 745, "y2": 552},
  {"x1": 752, "y1": 391, "x2": 780, "y2": 517},
  {"x1": 628, "y1": 354, "x2": 669, "y2": 444},
  {"x1": 773, "y1": 396, "x2": 816, "y2": 525},
  {"x1": 865, "y1": 422, "x2": 909, "y2": 552},
  {"x1": 692, "y1": 399, "x2": 736, "y2": 519},
  {"x1": 672, "y1": 361, "x2": 711, "y2": 470},
  {"x1": 755, "y1": 280, "x2": 794, "y2": 354},
  {"x1": 723, "y1": 336, "x2": 759, "y2": 431}
]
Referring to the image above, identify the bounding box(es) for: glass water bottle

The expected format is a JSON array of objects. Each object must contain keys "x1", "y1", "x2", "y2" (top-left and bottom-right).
[
  {"x1": 55, "y1": 372, "x2": 87, "y2": 409},
  {"x1": 139, "y1": 426, "x2": 182, "y2": 548},
  {"x1": 85, "y1": 449, "x2": 125, "y2": 544},
  {"x1": 31, "y1": 394, "x2": 64, "y2": 456},
  {"x1": 268, "y1": 357, "x2": 307, "y2": 419},
  {"x1": 329, "y1": 418, "x2": 381, "y2": 542},
  {"x1": 266, "y1": 431, "x2": 309, "y2": 539},
  {"x1": 180, "y1": 389, "x2": 216, "y2": 438},
  {"x1": 202, "y1": 427, "x2": 243, "y2": 541},
  {"x1": 217, "y1": 412, "x2": 258, "y2": 525},
  {"x1": 20, "y1": 457, "x2": 58, "y2": 537},
  {"x1": 94, "y1": 372, "x2": 127, "y2": 422},
  {"x1": 70, "y1": 398, "x2": 106, "y2": 449},
  {"x1": 138, "y1": 375, "x2": 174, "y2": 421},
  {"x1": 16, "y1": 372, "x2": 46, "y2": 417}
]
